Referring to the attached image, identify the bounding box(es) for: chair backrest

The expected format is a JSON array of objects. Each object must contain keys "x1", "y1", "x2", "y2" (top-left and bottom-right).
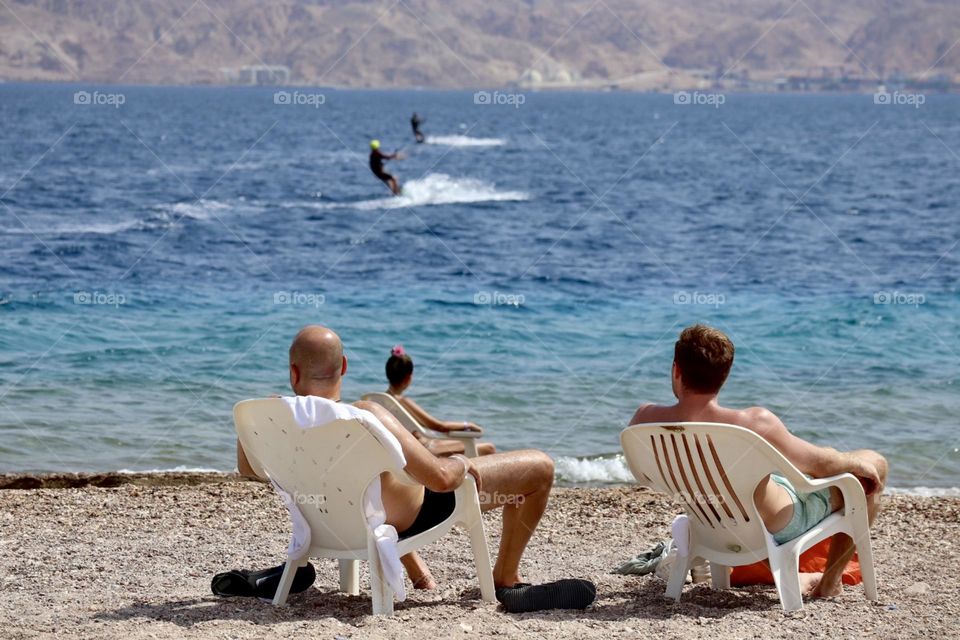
[
  {"x1": 361, "y1": 392, "x2": 426, "y2": 435},
  {"x1": 234, "y1": 398, "x2": 402, "y2": 551},
  {"x1": 621, "y1": 422, "x2": 809, "y2": 555}
]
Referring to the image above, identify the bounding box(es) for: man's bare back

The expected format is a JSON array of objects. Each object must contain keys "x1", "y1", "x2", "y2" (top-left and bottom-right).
[
  {"x1": 631, "y1": 400, "x2": 839, "y2": 537},
  {"x1": 630, "y1": 324, "x2": 888, "y2": 598}
]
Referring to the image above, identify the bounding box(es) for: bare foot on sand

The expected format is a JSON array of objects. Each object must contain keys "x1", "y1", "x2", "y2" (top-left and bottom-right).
[
  {"x1": 401, "y1": 552, "x2": 437, "y2": 590},
  {"x1": 411, "y1": 573, "x2": 437, "y2": 590},
  {"x1": 800, "y1": 572, "x2": 823, "y2": 596},
  {"x1": 405, "y1": 558, "x2": 436, "y2": 590},
  {"x1": 811, "y1": 577, "x2": 843, "y2": 598}
]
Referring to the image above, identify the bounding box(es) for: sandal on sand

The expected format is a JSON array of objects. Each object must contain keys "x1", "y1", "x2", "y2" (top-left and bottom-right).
[
  {"x1": 211, "y1": 570, "x2": 255, "y2": 597},
  {"x1": 495, "y1": 579, "x2": 596, "y2": 613},
  {"x1": 211, "y1": 562, "x2": 317, "y2": 599}
]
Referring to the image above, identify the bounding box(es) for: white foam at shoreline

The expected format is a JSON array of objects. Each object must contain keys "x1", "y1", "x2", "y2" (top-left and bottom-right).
[
  {"x1": 554, "y1": 454, "x2": 636, "y2": 484},
  {"x1": 554, "y1": 454, "x2": 960, "y2": 496},
  {"x1": 886, "y1": 486, "x2": 960, "y2": 497},
  {"x1": 116, "y1": 466, "x2": 222, "y2": 474},
  {"x1": 88, "y1": 463, "x2": 960, "y2": 498}
]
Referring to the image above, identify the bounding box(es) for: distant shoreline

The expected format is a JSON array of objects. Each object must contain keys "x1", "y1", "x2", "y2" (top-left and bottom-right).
[{"x1": 2, "y1": 79, "x2": 960, "y2": 96}]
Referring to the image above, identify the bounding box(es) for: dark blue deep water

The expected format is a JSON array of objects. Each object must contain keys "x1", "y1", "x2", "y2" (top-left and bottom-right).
[{"x1": 0, "y1": 84, "x2": 957, "y2": 491}]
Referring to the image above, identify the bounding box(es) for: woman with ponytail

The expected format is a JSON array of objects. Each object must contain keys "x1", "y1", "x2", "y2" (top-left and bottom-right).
[{"x1": 385, "y1": 345, "x2": 496, "y2": 456}]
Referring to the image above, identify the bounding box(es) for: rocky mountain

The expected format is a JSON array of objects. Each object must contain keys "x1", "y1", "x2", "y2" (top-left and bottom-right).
[{"x1": 1, "y1": 0, "x2": 958, "y2": 89}]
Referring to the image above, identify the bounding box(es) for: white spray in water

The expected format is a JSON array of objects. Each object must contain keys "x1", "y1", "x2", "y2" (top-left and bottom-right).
[
  {"x1": 425, "y1": 135, "x2": 507, "y2": 147},
  {"x1": 352, "y1": 173, "x2": 528, "y2": 210}
]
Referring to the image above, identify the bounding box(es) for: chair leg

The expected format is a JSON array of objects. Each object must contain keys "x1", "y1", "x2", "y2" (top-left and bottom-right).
[
  {"x1": 463, "y1": 439, "x2": 479, "y2": 458},
  {"x1": 367, "y1": 538, "x2": 394, "y2": 616},
  {"x1": 370, "y1": 565, "x2": 394, "y2": 615},
  {"x1": 464, "y1": 510, "x2": 496, "y2": 602},
  {"x1": 271, "y1": 558, "x2": 299, "y2": 606},
  {"x1": 665, "y1": 555, "x2": 691, "y2": 601},
  {"x1": 852, "y1": 520, "x2": 878, "y2": 601},
  {"x1": 710, "y1": 562, "x2": 730, "y2": 589},
  {"x1": 339, "y1": 558, "x2": 360, "y2": 595},
  {"x1": 769, "y1": 549, "x2": 804, "y2": 612}
]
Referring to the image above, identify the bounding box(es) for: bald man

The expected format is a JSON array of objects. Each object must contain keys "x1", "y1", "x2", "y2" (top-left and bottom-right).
[{"x1": 237, "y1": 325, "x2": 556, "y2": 596}]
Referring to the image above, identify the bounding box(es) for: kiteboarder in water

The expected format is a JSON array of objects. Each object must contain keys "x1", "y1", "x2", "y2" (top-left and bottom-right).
[
  {"x1": 411, "y1": 112, "x2": 425, "y2": 144},
  {"x1": 369, "y1": 139, "x2": 402, "y2": 195}
]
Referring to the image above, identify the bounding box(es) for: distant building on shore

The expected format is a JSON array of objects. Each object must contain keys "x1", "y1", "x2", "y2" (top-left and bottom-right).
[{"x1": 221, "y1": 65, "x2": 290, "y2": 86}]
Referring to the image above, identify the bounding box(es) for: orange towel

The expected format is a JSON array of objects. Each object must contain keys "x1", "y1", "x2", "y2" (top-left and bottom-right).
[{"x1": 729, "y1": 539, "x2": 862, "y2": 586}]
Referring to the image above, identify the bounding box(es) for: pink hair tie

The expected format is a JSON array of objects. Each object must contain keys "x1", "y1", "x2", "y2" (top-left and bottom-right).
[{"x1": 391, "y1": 345, "x2": 406, "y2": 357}]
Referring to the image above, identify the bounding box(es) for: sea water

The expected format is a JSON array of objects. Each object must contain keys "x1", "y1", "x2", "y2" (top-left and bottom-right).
[{"x1": 0, "y1": 85, "x2": 957, "y2": 493}]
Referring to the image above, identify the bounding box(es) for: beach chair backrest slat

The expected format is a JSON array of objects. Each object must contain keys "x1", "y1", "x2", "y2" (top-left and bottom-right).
[
  {"x1": 679, "y1": 432, "x2": 725, "y2": 524},
  {"x1": 655, "y1": 434, "x2": 710, "y2": 527},
  {"x1": 622, "y1": 422, "x2": 804, "y2": 555},
  {"x1": 705, "y1": 433, "x2": 751, "y2": 523},
  {"x1": 669, "y1": 432, "x2": 717, "y2": 527}
]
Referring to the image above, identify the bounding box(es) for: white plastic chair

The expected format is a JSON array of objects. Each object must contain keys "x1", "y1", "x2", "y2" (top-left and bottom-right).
[
  {"x1": 361, "y1": 392, "x2": 482, "y2": 457},
  {"x1": 234, "y1": 398, "x2": 496, "y2": 615},
  {"x1": 620, "y1": 422, "x2": 877, "y2": 612}
]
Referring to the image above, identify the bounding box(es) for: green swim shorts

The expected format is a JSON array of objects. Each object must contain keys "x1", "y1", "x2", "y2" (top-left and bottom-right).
[{"x1": 770, "y1": 474, "x2": 833, "y2": 545}]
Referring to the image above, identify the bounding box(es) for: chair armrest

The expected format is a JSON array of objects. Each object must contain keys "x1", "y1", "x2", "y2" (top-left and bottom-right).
[
  {"x1": 792, "y1": 472, "x2": 867, "y2": 513},
  {"x1": 453, "y1": 473, "x2": 481, "y2": 504},
  {"x1": 446, "y1": 430, "x2": 483, "y2": 439},
  {"x1": 419, "y1": 429, "x2": 482, "y2": 440}
]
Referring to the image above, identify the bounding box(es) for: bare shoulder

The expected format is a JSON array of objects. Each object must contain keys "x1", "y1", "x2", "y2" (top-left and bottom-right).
[
  {"x1": 736, "y1": 405, "x2": 786, "y2": 436},
  {"x1": 629, "y1": 402, "x2": 668, "y2": 425},
  {"x1": 353, "y1": 400, "x2": 397, "y2": 426}
]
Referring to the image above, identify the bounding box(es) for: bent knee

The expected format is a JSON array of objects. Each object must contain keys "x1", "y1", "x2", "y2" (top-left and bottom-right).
[
  {"x1": 528, "y1": 450, "x2": 555, "y2": 486},
  {"x1": 858, "y1": 449, "x2": 889, "y2": 482},
  {"x1": 875, "y1": 453, "x2": 889, "y2": 482}
]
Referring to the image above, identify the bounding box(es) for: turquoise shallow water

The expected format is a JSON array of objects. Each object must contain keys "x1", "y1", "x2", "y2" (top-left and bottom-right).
[{"x1": 0, "y1": 85, "x2": 957, "y2": 491}]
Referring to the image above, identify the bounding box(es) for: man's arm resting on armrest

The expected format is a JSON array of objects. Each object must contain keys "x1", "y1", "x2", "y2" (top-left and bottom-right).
[
  {"x1": 749, "y1": 408, "x2": 880, "y2": 487},
  {"x1": 356, "y1": 400, "x2": 477, "y2": 492},
  {"x1": 401, "y1": 396, "x2": 481, "y2": 434}
]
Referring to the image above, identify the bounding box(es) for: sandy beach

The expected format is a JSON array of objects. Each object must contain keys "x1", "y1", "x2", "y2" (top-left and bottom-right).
[{"x1": 1, "y1": 474, "x2": 957, "y2": 639}]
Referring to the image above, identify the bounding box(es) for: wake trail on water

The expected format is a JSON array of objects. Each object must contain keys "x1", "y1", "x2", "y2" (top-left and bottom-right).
[
  {"x1": 424, "y1": 134, "x2": 507, "y2": 147},
  {"x1": 295, "y1": 173, "x2": 529, "y2": 211},
  {"x1": 0, "y1": 199, "x2": 239, "y2": 236}
]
